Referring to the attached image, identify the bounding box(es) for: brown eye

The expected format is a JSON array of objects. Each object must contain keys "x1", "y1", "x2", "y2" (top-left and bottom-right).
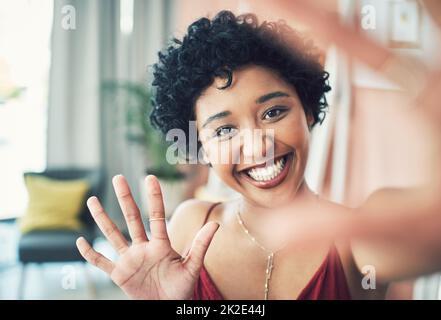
[{"x1": 262, "y1": 106, "x2": 287, "y2": 120}]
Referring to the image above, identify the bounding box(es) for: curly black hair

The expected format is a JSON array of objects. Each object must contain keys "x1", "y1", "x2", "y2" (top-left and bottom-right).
[{"x1": 150, "y1": 10, "x2": 331, "y2": 155}]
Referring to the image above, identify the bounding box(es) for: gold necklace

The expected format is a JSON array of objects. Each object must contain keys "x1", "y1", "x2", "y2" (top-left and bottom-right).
[
  {"x1": 236, "y1": 209, "x2": 278, "y2": 300},
  {"x1": 236, "y1": 193, "x2": 319, "y2": 299}
]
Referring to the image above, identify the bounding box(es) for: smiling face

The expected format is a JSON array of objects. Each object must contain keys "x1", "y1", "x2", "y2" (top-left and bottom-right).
[{"x1": 195, "y1": 65, "x2": 313, "y2": 208}]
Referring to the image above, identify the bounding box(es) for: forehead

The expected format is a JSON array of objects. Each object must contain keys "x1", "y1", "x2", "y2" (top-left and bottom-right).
[{"x1": 194, "y1": 65, "x2": 296, "y2": 119}]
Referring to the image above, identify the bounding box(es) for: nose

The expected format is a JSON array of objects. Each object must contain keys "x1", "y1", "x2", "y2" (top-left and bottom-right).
[{"x1": 241, "y1": 128, "x2": 275, "y2": 165}]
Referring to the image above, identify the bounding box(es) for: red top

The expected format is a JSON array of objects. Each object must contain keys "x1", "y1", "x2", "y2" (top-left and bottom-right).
[{"x1": 192, "y1": 203, "x2": 352, "y2": 300}]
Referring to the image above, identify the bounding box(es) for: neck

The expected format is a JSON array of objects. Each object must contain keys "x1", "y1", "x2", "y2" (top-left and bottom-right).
[{"x1": 237, "y1": 179, "x2": 315, "y2": 240}]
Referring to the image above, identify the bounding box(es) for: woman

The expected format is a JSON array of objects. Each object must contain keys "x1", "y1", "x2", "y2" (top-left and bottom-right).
[{"x1": 76, "y1": 10, "x2": 441, "y2": 300}]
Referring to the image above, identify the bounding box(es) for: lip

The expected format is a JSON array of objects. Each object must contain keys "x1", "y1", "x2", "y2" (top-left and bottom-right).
[{"x1": 238, "y1": 151, "x2": 294, "y2": 189}]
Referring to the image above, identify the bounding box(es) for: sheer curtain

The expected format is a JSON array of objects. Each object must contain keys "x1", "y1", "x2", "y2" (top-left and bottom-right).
[{"x1": 47, "y1": 0, "x2": 175, "y2": 229}]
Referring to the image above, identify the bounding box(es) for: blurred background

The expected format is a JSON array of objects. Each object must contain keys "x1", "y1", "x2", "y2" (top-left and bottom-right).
[{"x1": 1, "y1": 0, "x2": 440, "y2": 299}]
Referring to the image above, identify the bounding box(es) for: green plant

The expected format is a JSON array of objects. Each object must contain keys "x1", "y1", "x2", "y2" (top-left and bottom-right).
[
  {"x1": 0, "y1": 86, "x2": 26, "y2": 105},
  {"x1": 102, "y1": 81, "x2": 185, "y2": 180}
]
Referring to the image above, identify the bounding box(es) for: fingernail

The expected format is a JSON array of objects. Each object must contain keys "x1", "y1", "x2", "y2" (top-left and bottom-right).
[
  {"x1": 87, "y1": 197, "x2": 100, "y2": 211},
  {"x1": 146, "y1": 174, "x2": 155, "y2": 180},
  {"x1": 113, "y1": 174, "x2": 123, "y2": 182}
]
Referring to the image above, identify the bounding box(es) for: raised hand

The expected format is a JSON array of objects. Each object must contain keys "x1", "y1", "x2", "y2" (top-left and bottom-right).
[
  {"x1": 250, "y1": 0, "x2": 441, "y2": 282},
  {"x1": 76, "y1": 174, "x2": 219, "y2": 300}
]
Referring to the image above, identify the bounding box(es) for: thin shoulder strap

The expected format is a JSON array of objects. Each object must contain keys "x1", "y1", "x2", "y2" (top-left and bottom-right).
[
  {"x1": 182, "y1": 202, "x2": 222, "y2": 258},
  {"x1": 201, "y1": 202, "x2": 221, "y2": 227}
]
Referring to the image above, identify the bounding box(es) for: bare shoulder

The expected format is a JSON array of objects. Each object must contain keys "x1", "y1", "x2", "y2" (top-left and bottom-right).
[
  {"x1": 361, "y1": 187, "x2": 419, "y2": 213},
  {"x1": 316, "y1": 198, "x2": 364, "y2": 295},
  {"x1": 315, "y1": 197, "x2": 353, "y2": 253},
  {"x1": 167, "y1": 199, "x2": 219, "y2": 255},
  {"x1": 316, "y1": 197, "x2": 352, "y2": 214},
  {"x1": 317, "y1": 197, "x2": 388, "y2": 298}
]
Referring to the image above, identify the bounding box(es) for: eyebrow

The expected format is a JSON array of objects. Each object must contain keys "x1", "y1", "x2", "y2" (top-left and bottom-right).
[
  {"x1": 255, "y1": 91, "x2": 290, "y2": 104},
  {"x1": 200, "y1": 91, "x2": 289, "y2": 128},
  {"x1": 201, "y1": 110, "x2": 232, "y2": 128}
]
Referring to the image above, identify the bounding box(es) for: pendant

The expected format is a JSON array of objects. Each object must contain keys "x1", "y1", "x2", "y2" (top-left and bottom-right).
[{"x1": 264, "y1": 252, "x2": 274, "y2": 300}]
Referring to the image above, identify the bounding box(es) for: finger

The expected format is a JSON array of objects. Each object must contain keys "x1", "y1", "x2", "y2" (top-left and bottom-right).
[
  {"x1": 76, "y1": 237, "x2": 114, "y2": 274},
  {"x1": 250, "y1": 0, "x2": 390, "y2": 67},
  {"x1": 422, "y1": 0, "x2": 441, "y2": 32},
  {"x1": 416, "y1": 71, "x2": 441, "y2": 121},
  {"x1": 112, "y1": 175, "x2": 148, "y2": 244},
  {"x1": 145, "y1": 175, "x2": 170, "y2": 242},
  {"x1": 250, "y1": 0, "x2": 427, "y2": 95},
  {"x1": 183, "y1": 222, "x2": 220, "y2": 277},
  {"x1": 87, "y1": 196, "x2": 129, "y2": 254}
]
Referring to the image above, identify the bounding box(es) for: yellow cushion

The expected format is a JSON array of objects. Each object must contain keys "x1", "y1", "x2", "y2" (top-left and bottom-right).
[{"x1": 19, "y1": 175, "x2": 90, "y2": 234}]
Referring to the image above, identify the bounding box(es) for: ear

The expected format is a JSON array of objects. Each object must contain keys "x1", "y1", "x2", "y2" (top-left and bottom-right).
[
  {"x1": 306, "y1": 113, "x2": 314, "y2": 130},
  {"x1": 200, "y1": 146, "x2": 211, "y2": 166}
]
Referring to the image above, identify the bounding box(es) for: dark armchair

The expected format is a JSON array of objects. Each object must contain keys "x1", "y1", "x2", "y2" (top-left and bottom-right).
[{"x1": 17, "y1": 168, "x2": 104, "y2": 299}]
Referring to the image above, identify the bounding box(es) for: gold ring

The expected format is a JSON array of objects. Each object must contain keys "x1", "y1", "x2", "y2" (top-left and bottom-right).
[{"x1": 149, "y1": 217, "x2": 166, "y2": 222}]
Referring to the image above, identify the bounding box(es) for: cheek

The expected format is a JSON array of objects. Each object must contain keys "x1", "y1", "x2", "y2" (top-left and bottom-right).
[
  {"x1": 275, "y1": 112, "x2": 310, "y2": 149},
  {"x1": 202, "y1": 140, "x2": 241, "y2": 186},
  {"x1": 210, "y1": 163, "x2": 235, "y2": 181},
  {"x1": 208, "y1": 159, "x2": 239, "y2": 190},
  {"x1": 202, "y1": 134, "x2": 243, "y2": 166}
]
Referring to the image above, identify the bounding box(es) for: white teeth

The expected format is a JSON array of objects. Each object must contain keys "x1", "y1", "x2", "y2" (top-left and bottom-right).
[{"x1": 246, "y1": 156, "x2": 287, "y2": 182}]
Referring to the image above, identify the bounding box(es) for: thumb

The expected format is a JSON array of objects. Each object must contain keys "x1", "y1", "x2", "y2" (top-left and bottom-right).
[{"x1": 183, "y1": 222, "x2": 220, "y2": 277}]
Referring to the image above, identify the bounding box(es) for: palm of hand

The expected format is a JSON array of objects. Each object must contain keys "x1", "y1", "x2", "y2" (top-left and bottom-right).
[{"x1": 76, "y1": 175, "x2": 219, "y2": 300}]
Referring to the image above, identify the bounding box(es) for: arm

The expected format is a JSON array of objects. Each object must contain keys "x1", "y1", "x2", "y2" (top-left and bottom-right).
[{"x1": 351, "y1": 187, "x2": 441, "y2": 284}]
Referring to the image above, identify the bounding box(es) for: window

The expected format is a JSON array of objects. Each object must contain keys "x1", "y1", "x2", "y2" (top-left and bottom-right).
[{"x1": 0, "y1": 0, "x2": 53, "y2": 219}]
